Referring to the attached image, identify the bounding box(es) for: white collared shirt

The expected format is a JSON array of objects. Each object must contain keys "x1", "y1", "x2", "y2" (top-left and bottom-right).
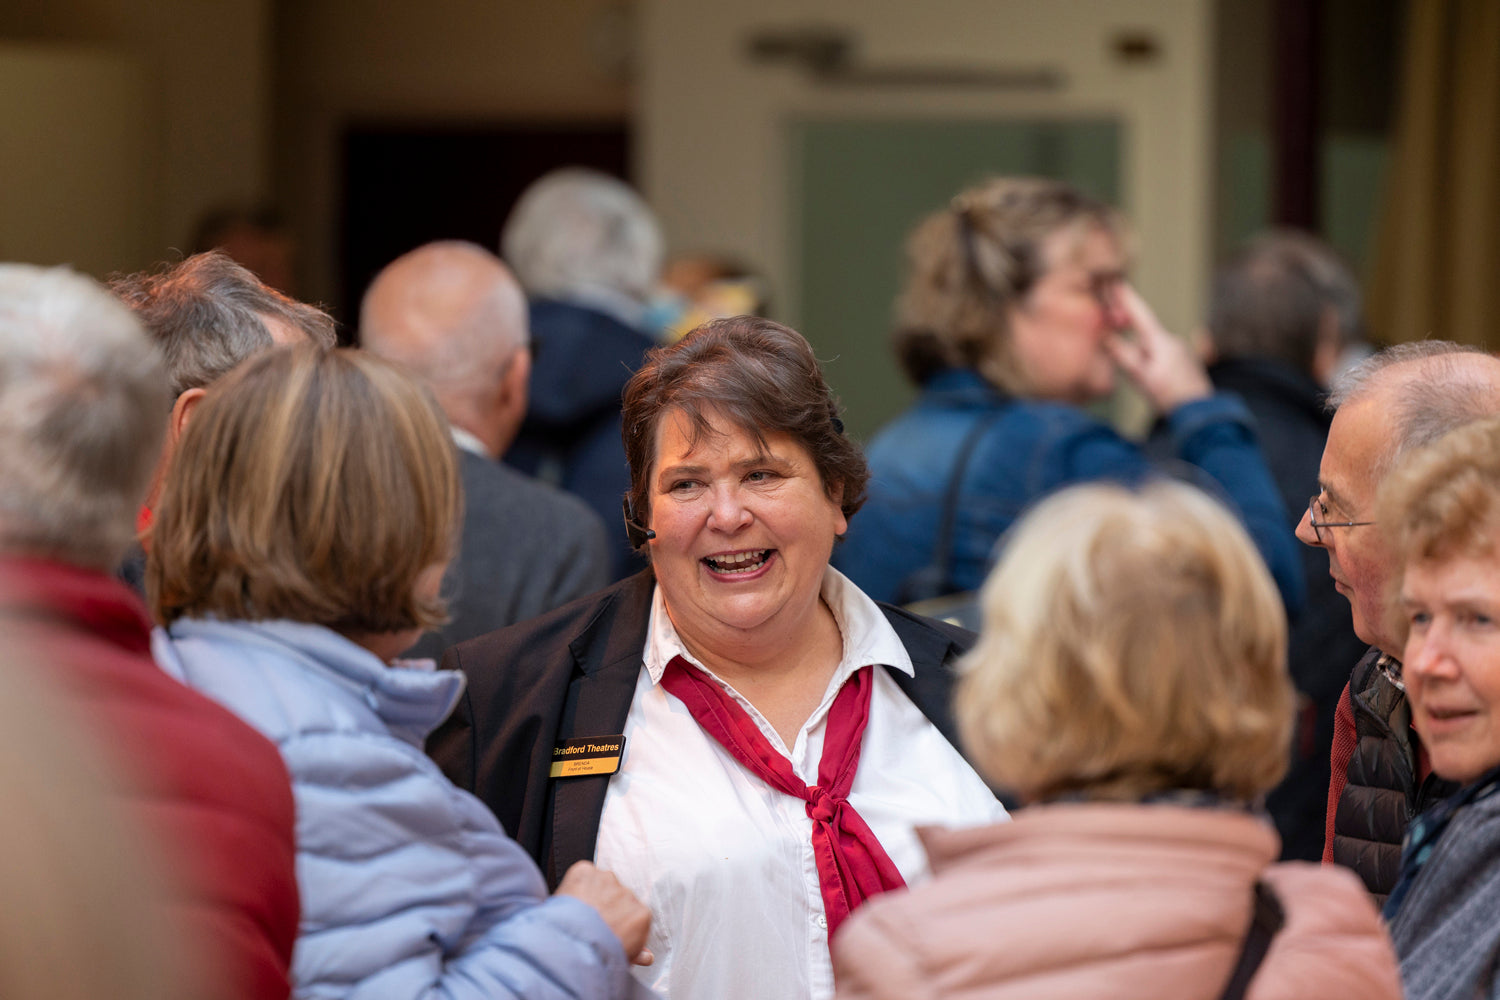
[
  {"x1": 449, "y1": 425, "x2": 489, "y2": 458},
  {"x1": 594, "y1": 568, "x2": 1007, "y2": 1000}
]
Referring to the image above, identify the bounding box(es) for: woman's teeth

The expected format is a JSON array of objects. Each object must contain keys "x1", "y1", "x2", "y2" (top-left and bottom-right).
[{"x1": 704, "y1": 550, "x2": 770, "y2": 573}]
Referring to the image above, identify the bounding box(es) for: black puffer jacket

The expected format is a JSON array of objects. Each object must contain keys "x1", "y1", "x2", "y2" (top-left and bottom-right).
[{"x1": 1332, "y1": 649, "x2": 1459, "y2": 904}]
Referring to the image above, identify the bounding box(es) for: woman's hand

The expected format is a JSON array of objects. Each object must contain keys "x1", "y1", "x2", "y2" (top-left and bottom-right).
[
  {"x1": 1104, "y1": 284, "x2": 1213, "y2": 414},
  {"x1": 556, "y1": 860, "x2": 654, "y2": 965}
]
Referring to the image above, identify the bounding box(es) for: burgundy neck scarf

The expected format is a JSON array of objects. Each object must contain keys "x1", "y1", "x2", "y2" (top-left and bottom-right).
[{"x1": 659, "y1": 655, "x2": 906, "y2": 938}]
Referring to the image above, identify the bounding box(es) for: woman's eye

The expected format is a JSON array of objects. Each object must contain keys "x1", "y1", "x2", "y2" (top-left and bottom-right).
[
  {"x1": 669, "y1": 479, "x2": 701, "y2": 493},
  {"x1": 745, "y1": 470, "x2": 772, "y2": 483}
]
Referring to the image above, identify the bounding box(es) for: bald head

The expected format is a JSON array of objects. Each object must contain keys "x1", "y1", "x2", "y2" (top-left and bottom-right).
[{"x1": 361, "y1": 241, "x2": 530, "y2": 456}]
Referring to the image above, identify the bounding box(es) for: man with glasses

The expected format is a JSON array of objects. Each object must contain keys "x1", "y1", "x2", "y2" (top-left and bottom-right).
[
  {"x1": 1299, "y1": 341, "x2": 1500, "y2": 901},
  {"x1": 1171, "y1": 231, "x2": 1370, "y2": 863}
]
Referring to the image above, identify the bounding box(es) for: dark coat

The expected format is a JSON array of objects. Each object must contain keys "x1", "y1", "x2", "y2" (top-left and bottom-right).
[
  {"x1": 428, "y1": 569, "x2": 979, "y2": 888},
  {"x1": 406, "y1": 449, "x2": 610, "y2": 661},
  {"x1": 1333, "y1": 651, "x2": 1458, "y2": 903},
  {"x1": 504, "y1": 299, "x2": 657, "y2": 582},
  {"x1": 1146, "y1": 357, "x2": 1368, "y2": 860}
]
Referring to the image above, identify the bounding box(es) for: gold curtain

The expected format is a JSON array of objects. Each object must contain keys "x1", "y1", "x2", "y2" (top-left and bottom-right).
[{"x1": 1367, "y1": 0, "x2": 1500, "y2": 347}]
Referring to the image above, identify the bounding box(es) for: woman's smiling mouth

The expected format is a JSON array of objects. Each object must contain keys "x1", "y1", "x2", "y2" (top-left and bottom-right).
[{"x1": 703, "y1": 549, "x2": 773, "y2": 574}]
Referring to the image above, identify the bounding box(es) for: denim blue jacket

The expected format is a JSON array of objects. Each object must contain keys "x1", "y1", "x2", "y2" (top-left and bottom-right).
[{"x1": 834, "y1": 368, "x2": 1305, "y2": 611}]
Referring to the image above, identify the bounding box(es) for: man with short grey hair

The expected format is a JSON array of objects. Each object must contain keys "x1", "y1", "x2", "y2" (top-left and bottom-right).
[
  {"x1": 1300, "y1": 340, "x2": 1500, "y2": 901},
  {"x1": 0, "y1": 263, "x2": 299, "y2": 1000},
  {"x1": 109, "y1": 251, "x2": 337, "y2": 588},
  {"x1": 500, "y1": 169, "x2": 663, "y2": 580},
  {"x1": 361, "y1": 241, "x2": 610, "y2": 656}
]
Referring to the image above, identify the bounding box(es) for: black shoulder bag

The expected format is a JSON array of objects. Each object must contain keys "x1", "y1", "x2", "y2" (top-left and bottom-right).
[
  {"x1": 1219, "y1": 880, "x2": 1285, "y2": 1000},
  {"x1": 894, "y1": 410, "x2": 1003, "y2": 607}
]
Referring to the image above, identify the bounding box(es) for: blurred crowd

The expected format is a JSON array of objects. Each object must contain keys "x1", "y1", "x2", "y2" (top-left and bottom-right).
[{"x1": 3, "y1": 165, "x2": 1498, "y2": 1000}]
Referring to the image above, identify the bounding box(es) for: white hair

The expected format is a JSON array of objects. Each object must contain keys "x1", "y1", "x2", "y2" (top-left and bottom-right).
[
  {"x1": 1329, "y1": 340, "x2": 1500, "y2": 484},
  {"x1": 0, "y1": 265, "x2": 168, "y2": 568},
  {"x1": 500, "y1": 168, "x2": 663, "y2": 304}
]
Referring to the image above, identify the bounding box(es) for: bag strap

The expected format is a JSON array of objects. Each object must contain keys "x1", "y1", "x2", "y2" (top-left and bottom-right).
[
  {"x1": 896, "y1": 409, "x2": 1002, "y2": 603},
  {"x1": 928, "y1": 411, "x2": 998, "y2": 579},
  {"x1": 1219, "y1": 880, "x2": 1285, "y2": 1000}
]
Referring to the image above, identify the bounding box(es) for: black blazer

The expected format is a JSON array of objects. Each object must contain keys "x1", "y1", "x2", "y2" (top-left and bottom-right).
[{"x1": 428, "y1": 569, "x2": 979, "y2": 889}]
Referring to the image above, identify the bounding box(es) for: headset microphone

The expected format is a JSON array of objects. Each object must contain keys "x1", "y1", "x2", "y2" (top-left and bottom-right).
[{"x1": 621, "y1": 498, "x2": 656, "y2": 548}]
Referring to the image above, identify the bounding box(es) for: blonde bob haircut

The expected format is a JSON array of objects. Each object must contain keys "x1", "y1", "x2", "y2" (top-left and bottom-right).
[
  {"x1": 958, "y1": 480, "x2": 1292, "y2": 803},
  {"x1": 148, "y1": 346, "x2": 460, "y2": 636},
  {"x1": 1376, "y1": 415, "x2": 1500, "y2": 648}
]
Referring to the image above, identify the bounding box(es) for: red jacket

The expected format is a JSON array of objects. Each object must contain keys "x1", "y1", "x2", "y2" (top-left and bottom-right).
[{"x1": 0, "y1": 558, "x2": 299, "y2": 1000}]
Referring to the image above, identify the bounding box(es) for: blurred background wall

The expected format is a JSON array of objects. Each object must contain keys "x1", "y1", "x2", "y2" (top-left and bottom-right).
[{"x1": 2, "y1": 0, "x2": 1484, "y2": 435}]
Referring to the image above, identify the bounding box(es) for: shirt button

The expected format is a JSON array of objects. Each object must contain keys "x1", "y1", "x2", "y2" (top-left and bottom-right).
[{"x1": 816, "y1": 914, "x2": 828, "y2": 930}]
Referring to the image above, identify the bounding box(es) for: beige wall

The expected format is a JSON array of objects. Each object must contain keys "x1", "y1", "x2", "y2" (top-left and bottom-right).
[
  {"x1": 0, "y1": 44, "x2": 153, "y2": 276},
  {"x1": 639, "y1": 0, "x2": 1217, "y2": 341},
  {"x1": 0, "y1": 0, "x2": 271, "y2": 272},
  {"x1": 2, "y1": 0, "x2": 1222, "y2": 323},
  {"x1": 274, "y1": 0, "x2": 634, "y2": 307}
]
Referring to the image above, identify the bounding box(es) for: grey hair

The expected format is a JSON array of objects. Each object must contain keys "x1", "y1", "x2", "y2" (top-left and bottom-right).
[
  {"x1": 1208, "y1": 239, "x2": 1327, "y2": 372},
  {"x1": 1330, "y1": 339, "x2": 1500, "y2": 482},
  {"x1": 110, "y1": 251, "x2": 336, "y2": 398},
  {"x1": 500, "y1": 168, "x2": 663, "y2": 303},
  {"x1": 1246, "y1": 229, "x2": 1364, "y2": 347},
  {"x1": 0, "y1": 265, "x2": 170, "y2": 568}
]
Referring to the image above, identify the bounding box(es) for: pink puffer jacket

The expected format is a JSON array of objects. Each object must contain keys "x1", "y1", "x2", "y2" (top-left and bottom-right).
[{"x1": 832, "y1": 802, "x2": 1401, "y2": 1000}]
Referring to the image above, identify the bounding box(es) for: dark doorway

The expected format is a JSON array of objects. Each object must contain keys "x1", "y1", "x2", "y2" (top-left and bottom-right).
[{"x1": 339, "y1": 122, "x2": 630, "y2": 332}]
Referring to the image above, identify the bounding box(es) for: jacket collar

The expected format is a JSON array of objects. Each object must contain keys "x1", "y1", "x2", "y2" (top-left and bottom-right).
[
  {"x1": 568, "y1": 568, "x2": 657, "y2": 678},
  {"x1": 1208, "y1": 357, "x2": 1329, "y2": 423},
  {"x1": 919, "y1": 368, "x2": 1010, "y2": 409},
  {"x1": 165, "y1": 618, "x2": 465, "y2": 747}
]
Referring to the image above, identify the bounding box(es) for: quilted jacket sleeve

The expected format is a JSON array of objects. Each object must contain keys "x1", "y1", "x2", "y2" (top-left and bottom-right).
[
  {"x1": 832, "y1": 902, "x2": 937, "y2": 1000},
  {"x1": 283, "y1": 729, "x2": 632, "y2": 1000}
]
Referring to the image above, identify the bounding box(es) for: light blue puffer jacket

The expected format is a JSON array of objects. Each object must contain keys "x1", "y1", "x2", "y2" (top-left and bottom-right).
[{"x1": 153, "y1": 618, "x2": 635, "y2": 1000}]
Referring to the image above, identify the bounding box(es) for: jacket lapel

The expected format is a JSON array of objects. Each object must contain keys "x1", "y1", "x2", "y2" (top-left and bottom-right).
[
  {"x1": 881, "y1": 606, "x2": 971, "y2": 753},
  {"x1": 544, "y1": 570, "x2": 655, "y2": 886}
]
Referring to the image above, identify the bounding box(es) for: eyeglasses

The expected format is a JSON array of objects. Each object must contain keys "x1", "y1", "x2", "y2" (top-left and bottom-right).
[{"x1": 1306, "y1": 495, "x2": 1374, "y2": 544}]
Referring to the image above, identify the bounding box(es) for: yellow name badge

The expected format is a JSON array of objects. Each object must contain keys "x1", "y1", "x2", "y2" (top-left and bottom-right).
[{"x1": 550, "y1": 735, "x2": 627, "y2": 778}]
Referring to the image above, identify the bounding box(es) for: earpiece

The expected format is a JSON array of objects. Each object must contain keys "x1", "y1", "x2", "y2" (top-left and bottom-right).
[{"x1": 622, "y1": 497, "x2": 656, "y2": 548}]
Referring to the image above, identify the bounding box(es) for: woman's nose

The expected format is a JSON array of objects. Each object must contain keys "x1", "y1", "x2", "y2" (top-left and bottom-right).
[
  {"x1": 1097, "y1": 282, "x2": 1130, "y2": 330},
  {"x1": 1408, "y1": 626, "x2": 1458, "y2": 682},
  {"x1": 706, "y1": 486, "x2": 752, "y2": 532}
]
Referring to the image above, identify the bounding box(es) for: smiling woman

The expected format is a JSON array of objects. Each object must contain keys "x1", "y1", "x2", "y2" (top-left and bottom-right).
[
  {"x1": 1375, "y1": 414, "x2": 1500, "y2": 1000},
  {"x1": 647, "y1": 411, "x2": 848, "y2": 733},
  {"x1": 433, "y1": 316, "x2": 1008, "y2": 1000}
]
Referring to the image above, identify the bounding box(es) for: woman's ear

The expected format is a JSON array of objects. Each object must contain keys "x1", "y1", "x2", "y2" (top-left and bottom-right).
[{"x1": 827, "y1": 478, "x2": 848, "y2": 537}]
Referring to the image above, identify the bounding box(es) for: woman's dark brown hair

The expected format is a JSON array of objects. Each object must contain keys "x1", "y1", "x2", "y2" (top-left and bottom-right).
[{"x1": 620, "y1": 316, "x2": 868, "y2": 546}]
